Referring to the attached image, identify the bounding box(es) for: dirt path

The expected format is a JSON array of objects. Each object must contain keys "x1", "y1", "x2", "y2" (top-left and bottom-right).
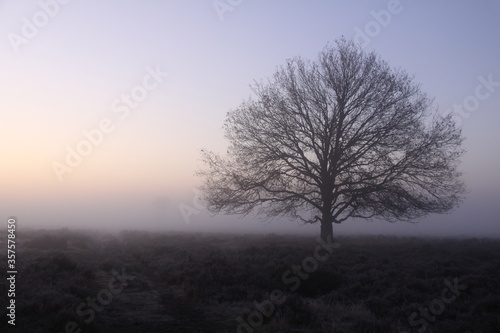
[{"x1": 91, "y1": 271, "x2": 233, "y2": 332}]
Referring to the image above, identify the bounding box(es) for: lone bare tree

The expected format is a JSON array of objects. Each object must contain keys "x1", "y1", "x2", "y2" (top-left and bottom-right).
[{"x1": 199, "y1": 39, "x2": 465, "y2": 241}]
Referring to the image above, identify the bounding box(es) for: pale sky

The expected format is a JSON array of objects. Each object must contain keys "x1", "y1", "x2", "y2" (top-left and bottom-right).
[{"x1": 1, "y1": 1, "x2": 499, "y2": 237}]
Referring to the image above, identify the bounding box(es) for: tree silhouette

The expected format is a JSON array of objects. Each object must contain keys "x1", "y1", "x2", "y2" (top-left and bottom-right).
[{"x1": 199, "y1": 39, "x2": 465, "y2": 241}]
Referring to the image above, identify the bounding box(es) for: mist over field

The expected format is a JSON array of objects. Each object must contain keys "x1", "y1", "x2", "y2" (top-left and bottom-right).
[
  {"x1": 1, "y1": 1, "x2": 499, "y2": 238},
  {"x1": 3, "y1": 192, "x2": 499, "y2": 238},
  {"x1": 1, "y1": 1, "x2": 500, "y2": 332}
]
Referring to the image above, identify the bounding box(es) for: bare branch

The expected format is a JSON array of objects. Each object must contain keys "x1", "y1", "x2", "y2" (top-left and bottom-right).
[{"x1": 199, "y1": 38, "x2": 466, "y2": 240}]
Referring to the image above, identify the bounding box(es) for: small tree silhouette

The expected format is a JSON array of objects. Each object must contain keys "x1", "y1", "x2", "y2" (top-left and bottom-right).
[{"x1": 199, "y1": 39, "x2": 465, "y2": 241}]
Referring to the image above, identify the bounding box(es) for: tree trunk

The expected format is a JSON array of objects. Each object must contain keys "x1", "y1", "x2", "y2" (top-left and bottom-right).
[{"x1": 320, "y1": 221, "x2": 333, "y2": 242}]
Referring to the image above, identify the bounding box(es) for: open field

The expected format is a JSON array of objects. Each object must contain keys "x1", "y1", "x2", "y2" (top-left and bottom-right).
[{"x1": 1, "y1": 229, "x2": 500, "y2": 332}]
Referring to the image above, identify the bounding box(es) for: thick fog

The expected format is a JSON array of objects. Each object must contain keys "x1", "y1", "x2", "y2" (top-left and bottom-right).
[{"x1": 1, "y1": 1, "x2": 499, "y2": 238}]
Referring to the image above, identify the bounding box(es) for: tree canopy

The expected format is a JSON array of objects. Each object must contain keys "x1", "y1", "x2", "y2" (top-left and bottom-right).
[{"x1": 199, "y1": 39, "x2": 465, "y2": 240}]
